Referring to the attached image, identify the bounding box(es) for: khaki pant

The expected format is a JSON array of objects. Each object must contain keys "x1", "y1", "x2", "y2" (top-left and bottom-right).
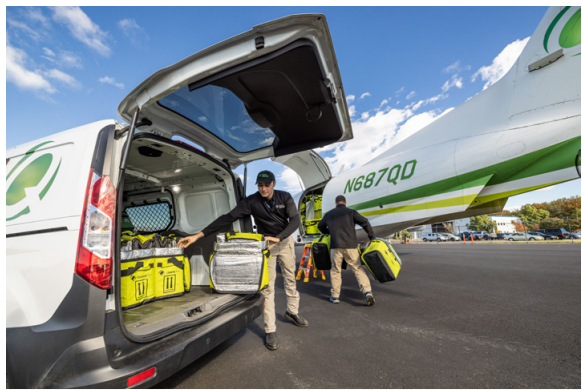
[
  {"x1": 262, "y1": 236, "x2": 300, "y2": 333},
  {"x1": 330, "y1": 248, "x2": 372, "y2": 298}
]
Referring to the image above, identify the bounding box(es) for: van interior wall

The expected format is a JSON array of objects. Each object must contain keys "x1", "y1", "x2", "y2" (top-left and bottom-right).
[{"x1": 122, "y1": 136, "x2": 238, "y2": 261}]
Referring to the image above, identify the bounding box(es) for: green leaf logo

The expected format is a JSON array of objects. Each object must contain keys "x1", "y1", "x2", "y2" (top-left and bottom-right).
[
  {"x1": 544, "y1": 7, "x2": 581, "y2": 55},
  {"x1": 6, "y1": 141, "x2": 62, "y2": 221}
]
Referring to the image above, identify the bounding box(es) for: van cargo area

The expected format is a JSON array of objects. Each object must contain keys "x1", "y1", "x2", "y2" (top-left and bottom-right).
[{"x1": 120, "y1": 134, "x2": 249, "y2": 337}]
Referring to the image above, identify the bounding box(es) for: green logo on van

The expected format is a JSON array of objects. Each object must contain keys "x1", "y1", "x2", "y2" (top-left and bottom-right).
[{"x1": 6, "y1": 141, "x2": 62, "y2": 221}]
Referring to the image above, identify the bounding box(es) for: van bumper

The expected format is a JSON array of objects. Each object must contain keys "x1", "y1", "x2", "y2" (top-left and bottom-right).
[{"x1": 9, "y1": 294, "x2": 264, "y2": 389}]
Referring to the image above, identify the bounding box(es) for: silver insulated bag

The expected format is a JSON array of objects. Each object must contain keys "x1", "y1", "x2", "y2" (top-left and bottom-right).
[{"x1": 209, "y1": 232, "x2": 270, "y2": 293}]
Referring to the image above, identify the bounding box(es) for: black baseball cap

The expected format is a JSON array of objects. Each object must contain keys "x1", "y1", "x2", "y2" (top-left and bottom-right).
[{"x1": 256, "y1": 170, "x2": 276, "y2": 185}]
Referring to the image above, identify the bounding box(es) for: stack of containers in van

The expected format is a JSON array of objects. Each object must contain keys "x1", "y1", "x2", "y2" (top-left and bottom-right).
[
  {"x1": 304, "y1": 194, "x2": 323, "y2": 234},
  {"x1": 120, "y1": 232, "x2": 190, "y2": 309}
]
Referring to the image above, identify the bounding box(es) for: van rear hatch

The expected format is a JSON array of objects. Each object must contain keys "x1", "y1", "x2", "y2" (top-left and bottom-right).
[{"x1": 117, "y1": 14, "x2": 352, "y2": 168}]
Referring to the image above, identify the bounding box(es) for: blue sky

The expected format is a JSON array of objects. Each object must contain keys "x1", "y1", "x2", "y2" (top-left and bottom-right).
[{"x1": 6, "y1": 6, "x2": 580, "y2": 209}]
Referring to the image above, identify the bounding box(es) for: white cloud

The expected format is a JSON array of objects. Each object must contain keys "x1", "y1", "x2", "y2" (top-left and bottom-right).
[
  {"x1": 41, "y1": 49, "x2": 83, "y2": 69},
  {"x1": 51, "y1": 6, "x2": 112, "y2": 57},
  {"x1": 7, "y1": 18, "x2": 42, "y2": 41},
  {"x1": 118, "y1": 18, "x2": 149, "y2": 46},
  {"x1": 348, "y1": 105, "x2": 357, "y2": 117},
  {"x1": 406, "y1": 91, "x2": 416, "y2": 100},
  {"x1": 59, "y1": 51, "x2": 83, "y2": 68},
  {"x1": 443, "y1": 61, "x2": 470, "y2": 74},
  {"x1": 45, "y1": 69, "x2": 81, "y2": 89},
  {"x1": 443, "y1": 61, "x2": 460, "y2": 74},
  {"x1": 278, "y1": 167, "x2": 304, "y2": 193},
  {"x1": 7, "y1": 44, "x2": 56, "y2": 95},
  {"x1": 395, "y1": 87, "x2": 405, "y2": 95},
  {"x1": 25, "y1": 7, "x2": 51, "y2": 29},
  {"x1": 360, "y1": 92, "x2": 371, "y2": 99},
  {"x1": 472, "y1": 37, "x2": 530, "y2": 90},
  {"x1": 318, "y1": 98, "x2": 453, "y2": 176},
  {"x1": 442, "y1": 74, "x2": 463, "y2": 92},
  {"x1": 259, "y1": 137, "x2": 275, "y2": 146},
  {"x1": 346, "y1": 94, "x2": 355, "y2": 103},
  {"x1": 99, "y1": 76, "x2": 124, "y2": 89},
  {"x1": 380, "y1": 99, "x2": 390, "y2": 107},
  {"x1": 42, "y1": 47, "x2": 55, "y2": 57}
]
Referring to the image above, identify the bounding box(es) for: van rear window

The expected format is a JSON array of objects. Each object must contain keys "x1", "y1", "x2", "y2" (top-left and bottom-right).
[
  {"x1": 158, "y1": 85, "x2": 276, "y2": 153},
  {"x1": 124, "y1": 202, "x2": 174, "y2": 233}
]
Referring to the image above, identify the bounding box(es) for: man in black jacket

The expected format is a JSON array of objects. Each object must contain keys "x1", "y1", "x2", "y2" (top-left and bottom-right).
[
  {"x1": 317, "y1": 195, "x2": 376, "y2": 306},
  {"x1": 178, "y1": 170, "x2": 308, "y2": 350}
]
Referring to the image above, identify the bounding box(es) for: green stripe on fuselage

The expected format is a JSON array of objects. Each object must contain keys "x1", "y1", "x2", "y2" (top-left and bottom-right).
[
  {"x1": 351, "y1": 136, "x2": 580, "y2": 212},
  {"x1": 361, "y1": 194, "x2": 479, "y2": 217}
]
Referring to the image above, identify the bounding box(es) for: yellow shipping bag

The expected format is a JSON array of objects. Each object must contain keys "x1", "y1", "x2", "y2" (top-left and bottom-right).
[
  {"x1": 155, "y1": 257, "x2": 186, "y2": 299},
  {"x1": 226, "y1": 231, "x2": 264, "y2": 241},
  {"x1": 361, "y1": 239, "x2": 402, "y2": 282},
  {"x1": 305, "y1": 219, "x2": 321, "y2": 235},
  {"x1": 120, "y1": 259, "x2": 156, "y2": 309},
  {"x1": 311, "y1": 234, "x2": 331, "y2": 270}
]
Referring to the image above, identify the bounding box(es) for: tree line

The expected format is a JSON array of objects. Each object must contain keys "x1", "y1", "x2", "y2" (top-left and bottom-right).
[{"x1": 468, "y1": 196, "x2": 581, "y2": 232}]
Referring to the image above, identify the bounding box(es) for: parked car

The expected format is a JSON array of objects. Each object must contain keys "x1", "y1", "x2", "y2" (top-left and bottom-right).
[
  {"x1": 495, "y1": 233, "x2": 507, "y2": 240},
  {"x1": 504, "y1": 233, "x2": 544, "y2": 241},
  {"x1": 6, "y1": 15, "x2": 351, "y2": 389},
  {"x1": 422, "y1": 233, "x2": 445, "y2": 242},
  {"x1": 529, "y1": 231, "x2": 558, "y2": 240},
  {"x1": 439, "y1": 233, "x2": 461, "y2": 241},
  {"x1": 472, "y1": 231, "x2": 492, "y2": 240},
  {"x1": 538, "y1": 228, "x2": 571, "y2": 239},
  {"x1": 571, "y1": 232, "x2": 581, "y2": 239}
]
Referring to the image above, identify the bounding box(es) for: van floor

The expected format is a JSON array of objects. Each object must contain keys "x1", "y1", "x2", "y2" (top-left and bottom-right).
[{"x1": 123, "y1": 287, "x2": 242, "y2": 336}]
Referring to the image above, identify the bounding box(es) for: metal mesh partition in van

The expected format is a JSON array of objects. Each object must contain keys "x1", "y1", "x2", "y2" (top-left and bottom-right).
[{"x1": 125, "y1": 202, "x2": 174, "y2": 232}]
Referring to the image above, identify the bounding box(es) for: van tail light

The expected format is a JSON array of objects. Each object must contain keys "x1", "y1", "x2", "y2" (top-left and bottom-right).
[{"x1": 75, "y1": 169, "x2": 116, "y2": 289}]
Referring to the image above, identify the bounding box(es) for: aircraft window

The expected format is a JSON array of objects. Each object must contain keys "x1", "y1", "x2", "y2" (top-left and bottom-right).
[{"x1": 158, "y1": 85, "x2": 275, "y2": 153}]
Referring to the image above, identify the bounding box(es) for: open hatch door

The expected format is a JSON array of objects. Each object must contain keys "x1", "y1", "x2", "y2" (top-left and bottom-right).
[
  {"x1": 272, "y1": 150, "x2": 331, "y2": 190},
  {"x1": 118, "y1": 14, "x2": 353, "y2": 168}
]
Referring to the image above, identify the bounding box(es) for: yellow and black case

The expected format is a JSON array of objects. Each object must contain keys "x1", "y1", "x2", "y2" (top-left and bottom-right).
[{"x1": 361, "y1": 239, "x2": 402, "y2": 282}]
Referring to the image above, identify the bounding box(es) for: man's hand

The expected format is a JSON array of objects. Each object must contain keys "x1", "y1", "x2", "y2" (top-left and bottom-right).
[
  {"x1": 178, "y1": 232, "x2": 204, "y2": 248},
  {"x1": 264, "y1": 236, "x2": 280, "y2": 248}
]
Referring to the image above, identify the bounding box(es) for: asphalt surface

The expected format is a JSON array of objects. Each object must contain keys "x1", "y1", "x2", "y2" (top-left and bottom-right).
[{"x1": 155, "y1": 243, "x2": 581, "y2": 388}]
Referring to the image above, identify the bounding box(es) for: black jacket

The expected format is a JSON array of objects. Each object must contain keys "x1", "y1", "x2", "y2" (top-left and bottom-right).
[
  {"x1": 317, "y1": 204, "x2": 375, "y2": 249},
  {"x1": 201, "y1": 190, "x2": 300, "y2": 240}
]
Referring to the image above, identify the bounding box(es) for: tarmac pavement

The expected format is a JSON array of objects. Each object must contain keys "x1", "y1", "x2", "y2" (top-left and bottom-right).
[{"x1": 155, "y1": 243, "x2": 580, "y2": 388}]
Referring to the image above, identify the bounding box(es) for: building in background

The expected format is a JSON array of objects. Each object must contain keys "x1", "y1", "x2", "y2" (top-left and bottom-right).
[
  {"x1": 489, "y1": 215, "x2": 523, "y2": 233},
  {"x1": 417, "y1": 215, "x2": 523, "y2": 236}
]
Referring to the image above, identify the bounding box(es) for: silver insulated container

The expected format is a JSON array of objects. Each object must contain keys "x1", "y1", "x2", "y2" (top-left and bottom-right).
[{"x1": 210, "y1": 234, "x2": 267, "y2": 293}]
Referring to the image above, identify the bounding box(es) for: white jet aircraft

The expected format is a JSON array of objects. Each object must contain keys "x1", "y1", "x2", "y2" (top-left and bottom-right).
[{"x1": 277, "y1": 6, "x2": 581, "y2": 241}]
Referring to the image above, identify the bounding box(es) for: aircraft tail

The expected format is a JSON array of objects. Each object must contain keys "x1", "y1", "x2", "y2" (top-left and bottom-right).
[{"x1": 507, "y1": 6, "x2": 580, "y2": 124}]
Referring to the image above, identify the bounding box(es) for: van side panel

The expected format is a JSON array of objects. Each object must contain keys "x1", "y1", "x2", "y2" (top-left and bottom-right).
[{"x1": 6, "y1": 120, "x2": 116, "y2": 328}]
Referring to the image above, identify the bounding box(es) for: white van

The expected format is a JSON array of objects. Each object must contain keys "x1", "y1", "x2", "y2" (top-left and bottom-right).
[{"x1": 6, "y1": 14, "x2": 352, "y2": 388}]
